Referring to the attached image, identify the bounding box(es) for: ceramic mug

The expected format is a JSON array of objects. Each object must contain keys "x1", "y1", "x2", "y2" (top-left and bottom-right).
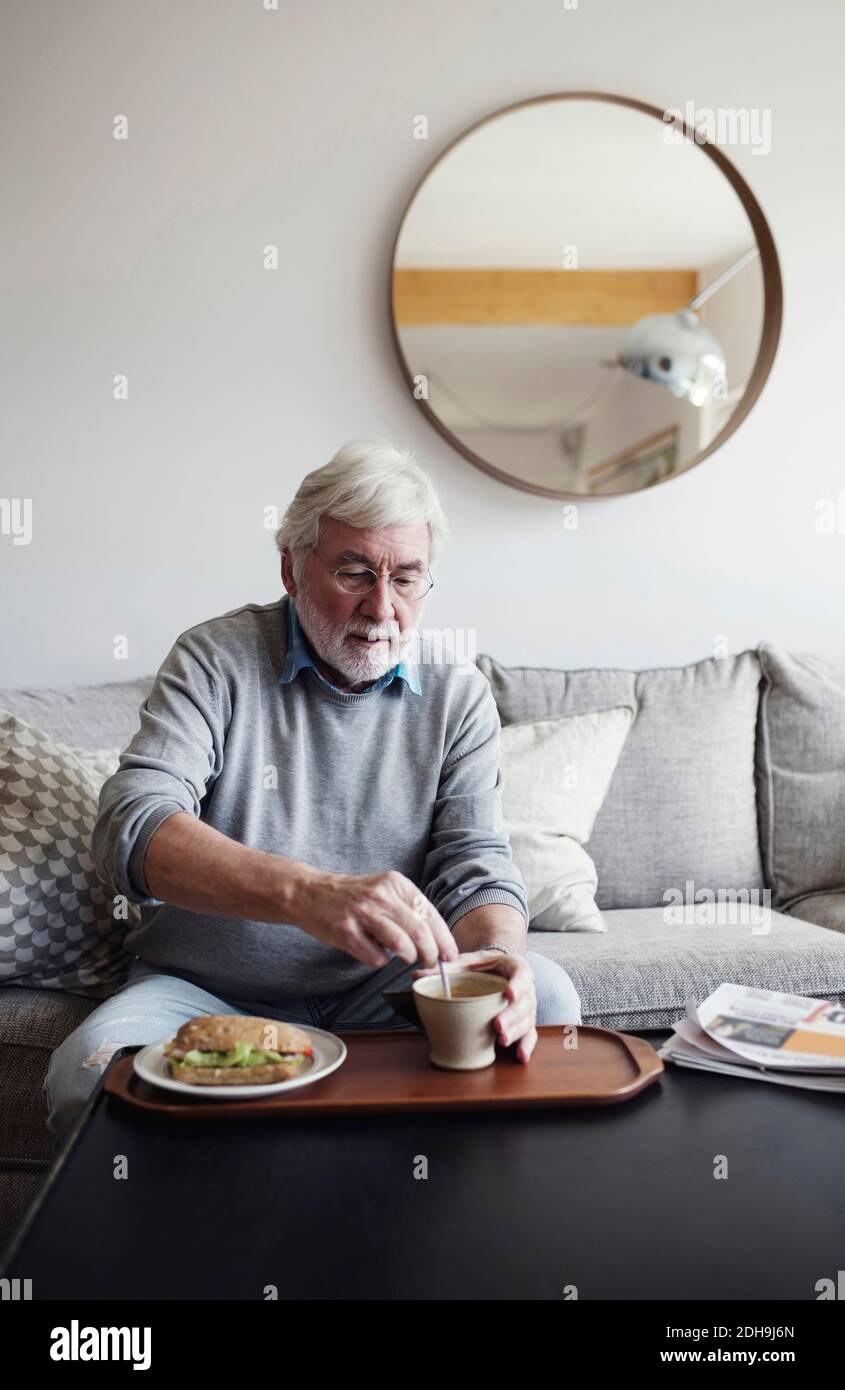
[{"x1": 412, "y1": 970, "x2": 509, "y2": 1070}]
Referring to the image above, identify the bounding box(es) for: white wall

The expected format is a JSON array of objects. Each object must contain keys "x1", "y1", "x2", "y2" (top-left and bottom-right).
[{"x1": 2, "y1": 0, "x2": 843, "y2": 686}]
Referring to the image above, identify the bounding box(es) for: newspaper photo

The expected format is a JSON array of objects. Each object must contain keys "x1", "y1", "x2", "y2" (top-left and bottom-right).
[{"x1": 656, "y1": 983, "x2": 845, "y2": 1092}]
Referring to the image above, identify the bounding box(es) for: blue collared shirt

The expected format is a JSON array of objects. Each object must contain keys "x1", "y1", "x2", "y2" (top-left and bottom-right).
[{"x1": 279, "y1": 597, "x2": 422, "y2": 696}]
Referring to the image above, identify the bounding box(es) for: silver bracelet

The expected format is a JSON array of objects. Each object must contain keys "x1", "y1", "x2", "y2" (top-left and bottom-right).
[{"x1": 475, "y1": 941, "x2": 520, "y2": 956}]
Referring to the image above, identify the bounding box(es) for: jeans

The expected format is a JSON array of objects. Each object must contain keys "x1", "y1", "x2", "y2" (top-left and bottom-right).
[{"x1": 43, "y1": 950, "x2": 582, "y2": 1149}]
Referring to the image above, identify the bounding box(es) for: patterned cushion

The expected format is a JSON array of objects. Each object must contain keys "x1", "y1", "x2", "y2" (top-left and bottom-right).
[{"x1": 0, "y1": 710, "x2": 139, "y2": 998}]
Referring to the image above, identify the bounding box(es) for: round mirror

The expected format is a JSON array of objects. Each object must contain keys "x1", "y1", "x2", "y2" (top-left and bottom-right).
[{"x1": 390, "y1": 92, "x2": 782, "y2": 497}]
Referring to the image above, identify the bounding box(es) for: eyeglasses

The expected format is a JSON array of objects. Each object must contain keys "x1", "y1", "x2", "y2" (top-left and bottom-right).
[{"x1": 310, "y1": 547, "x2": 434, "y2": 601}]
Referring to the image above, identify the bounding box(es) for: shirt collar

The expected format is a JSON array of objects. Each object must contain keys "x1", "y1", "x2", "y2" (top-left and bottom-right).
[{"x1": 279, "y1": 597, "x2": 422, "y2": 696}]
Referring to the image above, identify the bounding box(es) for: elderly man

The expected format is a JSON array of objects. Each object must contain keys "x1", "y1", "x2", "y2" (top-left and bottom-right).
[{"x1": 44, "y1": 439, "x2": 581, "y2": 1145}]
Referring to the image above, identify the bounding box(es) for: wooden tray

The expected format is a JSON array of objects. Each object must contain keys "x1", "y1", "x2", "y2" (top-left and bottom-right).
[{"x1": 103, "y1": 1025, "x2": 663, "y2": 1118}]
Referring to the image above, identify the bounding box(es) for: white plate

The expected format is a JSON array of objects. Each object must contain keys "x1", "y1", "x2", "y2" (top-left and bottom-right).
[{"x1": 132, "y1": 1025, "x2": 347, "y2": 1100}]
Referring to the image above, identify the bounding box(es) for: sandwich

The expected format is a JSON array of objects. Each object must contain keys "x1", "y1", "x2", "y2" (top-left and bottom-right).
[{"x1": 163, "y1": 1014, "x2": 314, "y2": 1085}]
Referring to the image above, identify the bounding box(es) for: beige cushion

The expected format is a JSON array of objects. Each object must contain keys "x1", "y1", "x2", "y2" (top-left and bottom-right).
[{"x1": 500, "y1": 706, "x2": 633, "y2": 931}]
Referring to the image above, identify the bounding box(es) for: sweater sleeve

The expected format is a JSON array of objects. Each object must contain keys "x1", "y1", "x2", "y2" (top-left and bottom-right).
[
  {"x1": 91, "y1": 633, "x2": 227, "y2": 905},
  {"x1": 419, "y1": 671, "x2": 529, "y2": 930}
]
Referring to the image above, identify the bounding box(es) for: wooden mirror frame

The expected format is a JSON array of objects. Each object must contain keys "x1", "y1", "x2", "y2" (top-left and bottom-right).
[{"x1": 389, "y1": 90, "x2": 784, "y2": 500}]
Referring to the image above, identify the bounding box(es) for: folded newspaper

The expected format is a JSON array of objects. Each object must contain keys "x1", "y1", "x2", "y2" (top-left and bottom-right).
[{"x1": 656, "y1": 984, "x2": 845, "y2": 1093}]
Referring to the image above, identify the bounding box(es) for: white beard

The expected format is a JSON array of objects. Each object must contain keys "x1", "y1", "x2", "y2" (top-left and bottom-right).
[{"x1": 292, "y1": 585, "x2": 411, "y2": 685}]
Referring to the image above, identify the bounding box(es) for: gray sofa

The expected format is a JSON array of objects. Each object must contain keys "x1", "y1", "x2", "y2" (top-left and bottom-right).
[{"x1": 2, "y1": 640, "x2": 844, "y2": 1255}]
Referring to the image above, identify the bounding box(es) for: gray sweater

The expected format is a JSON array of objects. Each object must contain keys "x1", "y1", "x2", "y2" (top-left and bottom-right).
[{"x1": 92, "y1": 595, "x2": 528, "y2": 1001}]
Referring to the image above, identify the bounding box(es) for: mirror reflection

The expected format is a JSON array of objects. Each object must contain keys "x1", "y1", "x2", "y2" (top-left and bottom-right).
[{"x1": 392, "y1": 96, "x2": 772, "y2": 496}]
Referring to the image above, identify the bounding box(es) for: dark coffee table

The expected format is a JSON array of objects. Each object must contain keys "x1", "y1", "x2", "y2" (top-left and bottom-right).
[{"x1": 3, "y1": 1027, "x2": 843, "y2": 1301}]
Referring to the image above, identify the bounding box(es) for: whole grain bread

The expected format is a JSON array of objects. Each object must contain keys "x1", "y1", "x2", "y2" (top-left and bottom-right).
[{"x1": 165, "y1": 1013, "x2": 313, "y2": 1059}]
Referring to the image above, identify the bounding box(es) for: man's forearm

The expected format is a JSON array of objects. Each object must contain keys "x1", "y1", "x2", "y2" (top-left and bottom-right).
[
  {"x1": 141, "y1": 815, "x2": 528, "y2": 953},
  {"x1": 451, "y1": 903, "x2": 528, "y2": 955},
  {"x1": 141, "y1": 811, "x2": 318, "y2": 925}
]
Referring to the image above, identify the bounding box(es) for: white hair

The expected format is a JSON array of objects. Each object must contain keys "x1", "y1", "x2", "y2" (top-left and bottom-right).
[{"x1": 274, "y1": 438, "x2": 450, "y2": 580}]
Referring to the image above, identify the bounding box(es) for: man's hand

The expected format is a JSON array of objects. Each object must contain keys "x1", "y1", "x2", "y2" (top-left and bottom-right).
[
  {"x1": 290, "y1": 868, "x2": 460, "y2": 970},
  {"x1": 411, "y1": 950, "x2": 538, "y2": 1064}
]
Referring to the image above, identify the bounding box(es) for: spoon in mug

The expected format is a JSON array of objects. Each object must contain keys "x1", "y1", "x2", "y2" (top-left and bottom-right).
[{"x1": 410, "y1": 890, "x2": 453, "y2": 999}]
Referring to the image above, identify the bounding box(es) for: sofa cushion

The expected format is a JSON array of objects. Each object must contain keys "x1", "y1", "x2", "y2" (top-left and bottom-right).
[
  {"x1": 0, "y1": 710, "x2": 138, "y2": 998},
  {"x1": 756, "y1": 643, "x2": 845, "y2": 911},
  {"x1": 0, "y1": 985, "x2": 99, "y2": 1164},
  {"x1": 0, "y1": 676, "x2": 154, "y2": 752},
  {"x1": 500, "y1": 707, "x2": 634, "y2": 931},
  {"x1": 477, "y1": 651, "x2": 764, "y2": 910},
  {"x1": 526, "y1": 908, "x2": 845, "y2": 1031},
  {"x1": 786, "y1": 892, "x2": 845, "y2": 936},
  {"x1": 478, "y1": 658, "x2": 636, "y2": 724}
]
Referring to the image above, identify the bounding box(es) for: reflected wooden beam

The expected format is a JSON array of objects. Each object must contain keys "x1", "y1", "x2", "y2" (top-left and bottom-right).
[{"x1": 393, "y1": 268, "x2": 698, "y2": 326}]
